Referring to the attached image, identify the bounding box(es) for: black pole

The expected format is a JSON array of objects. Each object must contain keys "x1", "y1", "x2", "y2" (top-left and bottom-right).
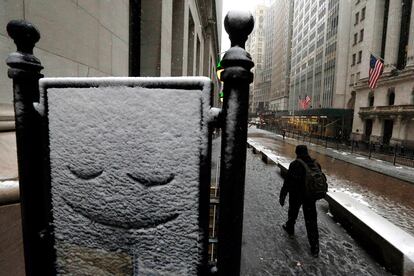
[
  {"x1": 129, "y1": 0, "x2": 141, "y2": 76},
  {"x1": 217, "y1": 11, "x2": 254, "y2": 276},
  {"x1": 6, "y1": 20, "x2": 54, "y2": 275},
  {"x1": 393, "y1": 144, "x2": 398, "y2": 166},
  {"x1": 369, "y1": 142, "x2": 372, "y2": 159}
]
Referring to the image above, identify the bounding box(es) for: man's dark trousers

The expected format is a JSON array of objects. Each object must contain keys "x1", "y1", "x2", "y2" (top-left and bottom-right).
[{"x1": 285, "y1": 194, "x2": 319, "y2": 247}]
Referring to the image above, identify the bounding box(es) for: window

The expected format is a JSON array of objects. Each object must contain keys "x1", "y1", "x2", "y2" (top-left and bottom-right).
[
  {"x1": 355, "y1": 12, "x2": 359, "y2": 25},
  {"x1": 388, "y1": 88, "x2": 395, "y2": 105},
  {"x1": 361, "y1": 7, "x2": 366, "y2": 20},
  {"x1": 351, "y1": 74, "x2": 355, "y2": 85},
  {"x1": 354, "y1": 33, "x2": 358, "y2": 45},
  {"x1": 359, "y1": 29, "x2": 364, "y2": 42},
  {"x1": 357, "y1": 50, "x2": 362, "y2": 63},
  {"x1": 352, "y1": 53, "x2": 356, "y2": 65},
  {"x1": 368, "y1": 92, "x2": 374, "y2": 107},
  {"x1": 411, "y1": 88, "x2": 414, "y2": 104},
  {"x1": 356, "y1": 72, "x2": 360, "y2": 81}
]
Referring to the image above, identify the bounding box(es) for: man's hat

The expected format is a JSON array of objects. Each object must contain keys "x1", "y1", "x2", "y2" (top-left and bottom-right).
[{"x1": 295, "y1": 145, "x2": 308, "y2": 156}]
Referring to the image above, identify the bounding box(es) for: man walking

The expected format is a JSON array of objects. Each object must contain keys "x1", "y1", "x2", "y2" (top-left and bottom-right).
[{"x1": 279, "y1": 145, "x2": 324, "y2": 257}]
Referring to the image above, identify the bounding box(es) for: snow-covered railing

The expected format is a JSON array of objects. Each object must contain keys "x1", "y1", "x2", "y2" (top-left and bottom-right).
[{"x1": 6, "y1": 11, "x2": 255, "y2": 275}]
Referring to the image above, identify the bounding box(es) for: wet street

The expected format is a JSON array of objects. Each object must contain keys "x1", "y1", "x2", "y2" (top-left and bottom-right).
[{"x1": 248, "y1": 129, "x2": 414, "y2": 236}]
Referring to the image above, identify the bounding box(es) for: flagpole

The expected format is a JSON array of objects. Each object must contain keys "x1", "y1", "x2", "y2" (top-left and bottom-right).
[{"x1": 370, "y1": 51, "x2": 384, "y2": 62}]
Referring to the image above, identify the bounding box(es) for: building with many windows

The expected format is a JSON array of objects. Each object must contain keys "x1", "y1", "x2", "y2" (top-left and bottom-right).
[
  {"x1": 267, "y1": 0, "x2": 294, "y2": 112},
  {"x1": 352, "y1": 0, "x2": 414, "y2": 148},
  {"x1": 246, "y1": 4, "x2": 267, "y2": 114},
  {"x1": 285, "y1": 0, "x2": 353, "y2": 137}
]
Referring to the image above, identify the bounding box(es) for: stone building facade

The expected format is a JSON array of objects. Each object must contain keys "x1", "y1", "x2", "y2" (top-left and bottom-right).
[
  {"x1": 352, "y1": 0, "x2": 414, "y2": 148},
  {"x1": 246, "y1": 5, "x2": 267, "y2": 114},
  {"x1": 267, "y1": 0, "x2": 293, "y2": 112},
  {"x1": 288, "y1": 0, "x2": 352, "y2": 112},
  {"x1": 0, "y1": 0, "x2": 222, "y2": 114}
]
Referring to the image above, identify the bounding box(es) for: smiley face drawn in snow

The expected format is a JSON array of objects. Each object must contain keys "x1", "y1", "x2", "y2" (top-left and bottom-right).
[{"x1": 46, "y1": 83, "x2": 209, "y2": 275}]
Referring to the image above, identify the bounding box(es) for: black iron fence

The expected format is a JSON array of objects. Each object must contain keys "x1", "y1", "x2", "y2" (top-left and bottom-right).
[{"x1": 258, "y1": 124, "x2": 414, "y2": 168}]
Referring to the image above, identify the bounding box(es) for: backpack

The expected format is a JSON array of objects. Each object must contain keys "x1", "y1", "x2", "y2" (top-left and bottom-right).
[{"x1": 296, "y1": 159, "x2": 328, "y2": 200}]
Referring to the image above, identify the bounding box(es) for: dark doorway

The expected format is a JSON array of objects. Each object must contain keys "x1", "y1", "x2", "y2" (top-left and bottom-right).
[
  {"x1": 365, "y1": 119, "x2": 373, "y2": 141},
  {"x1": 383, "y1": 119, "x2": 394, "y2": 145}
]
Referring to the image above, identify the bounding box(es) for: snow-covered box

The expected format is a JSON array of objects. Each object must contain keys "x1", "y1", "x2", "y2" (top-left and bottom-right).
[{"x1": 38, "y1": 77, "x2": 213, "y2": 275}]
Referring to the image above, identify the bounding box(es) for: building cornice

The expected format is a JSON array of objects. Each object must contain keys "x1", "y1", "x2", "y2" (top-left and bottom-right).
[{"x1": 355, "y1": 68, "x2": 414, "y2": 91}]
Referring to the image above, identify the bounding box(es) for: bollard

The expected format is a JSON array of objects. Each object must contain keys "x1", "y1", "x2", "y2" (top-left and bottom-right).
[
  {"x1": 325, "y1": 137, "x2": 328, "y2": 148},
  {"x1": 369, "y1": 142, "x2": 372, "y2": 159},
  {"x1": 6, "y1": 20, "x2": 54, "y2": 275},
  {"x1": 393, "y1": 144, "x2": 398, "y2": 166},
  {"x1": 217, "y1": 11, "x2": 254, "y2": 276},
  {"x1": 351, "y1": 140, "x2": 354, "y2": 153}
]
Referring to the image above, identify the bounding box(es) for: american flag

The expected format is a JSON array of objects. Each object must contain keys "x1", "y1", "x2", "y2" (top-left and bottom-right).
[
  {"x1": 368, "y1": 54, "x2": 384, "y2": 89},
  {"x1": 298, "y1": 95, "x2": 311, "y2": 109}
]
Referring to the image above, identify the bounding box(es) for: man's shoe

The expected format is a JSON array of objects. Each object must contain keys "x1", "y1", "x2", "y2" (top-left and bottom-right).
[
  {"x1": 282, "y1": 224, "x2": 294, "y2": 236},
  {"x1": 310, "y1": 245, "x2": 319, "y2": 257}
]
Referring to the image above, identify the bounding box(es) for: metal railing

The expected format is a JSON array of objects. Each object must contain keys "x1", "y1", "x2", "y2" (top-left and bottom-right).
[{"x1": 258, "y1": 124, "x2": 414, "y2": 168}]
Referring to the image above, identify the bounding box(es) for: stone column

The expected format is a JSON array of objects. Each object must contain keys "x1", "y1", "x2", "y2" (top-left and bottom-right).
[
  {"x1": 406, "y1": 1, "x2": 414, "y2": 68},
  {"x1": 383, "y1": 0, "x2": 403, "y2": 73}
]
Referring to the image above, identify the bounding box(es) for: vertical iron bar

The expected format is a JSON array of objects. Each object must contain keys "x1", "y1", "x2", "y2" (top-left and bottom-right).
[
  {"x1": 129, "y1": 0, "x2": 141, "y2": 76},
  {"x1": 6, "y1": 20, "x2": 54, "y2": 275},
  {"x1": 369, "y1": 142, "x2": 372, "y2": 159},
  {"x1": 217, "y1": 11, "x2": 254, "y2": 276},
  {"x1": 393, "y1": 144, "x2": 398, "y2": 166}
]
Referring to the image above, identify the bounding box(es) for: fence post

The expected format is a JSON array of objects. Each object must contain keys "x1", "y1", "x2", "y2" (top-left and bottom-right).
[
  {"x1": 369, "y1": 142, "x2": 372, "y2": 159},
  {"x1": 6, "y1": 20, "x2": 54, "y2": 275},
  {"x1": 393, "y1": 144, "x2": 398, "y2": 166},
  {"x1": 217, "y1": 11, "x2": 254, "y2": 275}
]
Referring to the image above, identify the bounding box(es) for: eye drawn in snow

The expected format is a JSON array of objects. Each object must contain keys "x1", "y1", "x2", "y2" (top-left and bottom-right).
[
  {"x1": 68, "y1": 165, "x2": 104, "y2": 180},
  {"x1": 126, "y1": 172, "x2": 175, "y2": 187}
]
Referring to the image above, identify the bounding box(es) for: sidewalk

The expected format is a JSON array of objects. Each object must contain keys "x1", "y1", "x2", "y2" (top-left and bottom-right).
[
  {"x1": 249, "y1": 127, "x2": 414, "y2": 185},
  {"x1": 240, "y1": 148, "x2": 390, "y2": 275}
]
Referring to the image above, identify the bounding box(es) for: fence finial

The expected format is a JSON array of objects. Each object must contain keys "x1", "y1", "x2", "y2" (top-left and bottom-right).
[
  {"x1": 224, "y1": 10, "x2": 254, "y2": 48},
  {"x1": 7, "y1": 20, "x2": 40, "y2": 54}
]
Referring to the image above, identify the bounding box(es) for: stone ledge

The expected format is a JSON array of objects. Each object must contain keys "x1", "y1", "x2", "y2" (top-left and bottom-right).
[
  {"x1": 0, "y1": 180, "x2": 19, "y2": 206},
  {"x1": 326, "y1": 192, "x2": 414, "y2": 276},
  {"x1": 0, "y1": 121, "x2": 15, "y2": 131}
]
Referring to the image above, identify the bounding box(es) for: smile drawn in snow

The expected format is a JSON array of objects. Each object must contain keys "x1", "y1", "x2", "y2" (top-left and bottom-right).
[
  {"x1": 63, "y1": 196, "x2": 179, "y2": 230},
  {"x1": 68, "y1": 166, "x2": 175, "y2": 188},
  {"x1": 65, "y1": 166, "x2": 179, "y2": 229}
]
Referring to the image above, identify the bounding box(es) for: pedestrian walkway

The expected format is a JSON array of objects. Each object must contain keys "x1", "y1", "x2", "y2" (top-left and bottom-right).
[
  {"x1": 240, "y1": 149, "x2": 390, "y2": 275},
  {"x1": 249, "y1": 127, "x2": 414, "y2": 185}
]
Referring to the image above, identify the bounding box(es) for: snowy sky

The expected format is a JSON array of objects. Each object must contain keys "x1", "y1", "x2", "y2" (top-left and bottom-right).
[{"x1": 221, "y1": 0, "x2": 267, "y2": 53}]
